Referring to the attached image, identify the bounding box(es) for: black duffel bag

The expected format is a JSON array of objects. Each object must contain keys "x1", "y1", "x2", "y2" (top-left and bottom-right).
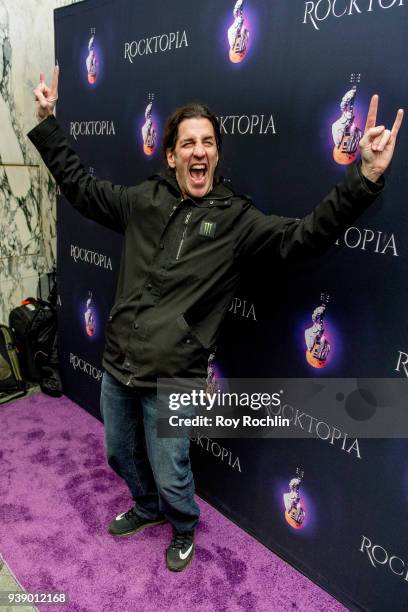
[{"x1": 9, "y1": 298, "x2": 57, "y2": 383}]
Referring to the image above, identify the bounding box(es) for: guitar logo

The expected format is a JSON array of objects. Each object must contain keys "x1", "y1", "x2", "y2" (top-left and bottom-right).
[
  {"x1": 206, "y1": 352, "x2": 219, "y2": 395},
  {"x1": 332, "y1": 74, "x2": 362, "y2": 165},
  {"x1": 142, "y1": 94, "x2": 157, "y2": 156},
  {"x1": 86, "y1": 28, "x2": 97, "y2": 84},
  {"x1": 304, "y1": 293, "x2": 331, "y2": 369},
  {"x1": 84, "y1": 292, "x2": 95, "y2": 337},
  {"x1": 227, "y1": 0, "x2": 250, "y2": 63},
  {"x1": 283, "y1": 468, "x2": 306, "y2": 529}
]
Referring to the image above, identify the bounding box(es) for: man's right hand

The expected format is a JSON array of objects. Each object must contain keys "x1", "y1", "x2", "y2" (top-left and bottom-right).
[{"x1": 33, "y1": 65, "x2": 59, "y2": 122}]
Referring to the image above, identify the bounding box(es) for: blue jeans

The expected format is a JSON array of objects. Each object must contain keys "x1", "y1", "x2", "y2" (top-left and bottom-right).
[{"x1": 100, "y1": 371, "x2": 199, "y2": 533}]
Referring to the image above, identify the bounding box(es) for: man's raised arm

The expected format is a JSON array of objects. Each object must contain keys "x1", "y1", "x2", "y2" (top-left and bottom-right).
[
  {"x1": 235, "y1": 96, "x2": 404, "y2": 262},
  {"x1": 28, "y1": 66, "x2": 132, "y2": 234}
]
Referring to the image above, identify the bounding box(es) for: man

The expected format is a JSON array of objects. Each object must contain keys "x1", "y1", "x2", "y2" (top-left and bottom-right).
[{"x1": 30, "y1": 66, "x2": 402, "y2": 571}]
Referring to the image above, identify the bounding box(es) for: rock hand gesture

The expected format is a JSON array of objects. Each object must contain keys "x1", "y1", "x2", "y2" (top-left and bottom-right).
[
  {"x1": 360, "y1": 95, "x2": 404, "y2": 183},
  {"x1": 34, "y1": 65, "x2": 59, "y2": 122}
]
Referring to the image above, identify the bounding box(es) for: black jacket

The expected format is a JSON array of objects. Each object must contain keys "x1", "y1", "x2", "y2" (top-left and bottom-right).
[{"x1": 28, "y1": 116, "x2": 383, "y2": 388}]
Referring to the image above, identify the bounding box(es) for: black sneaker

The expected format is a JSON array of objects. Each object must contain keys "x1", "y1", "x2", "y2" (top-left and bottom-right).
[
  {"x1": 108, "y1": 507, "x2": 167, "y2": 537},
  {"x1": 166, "y1": 530, "x2": 195, "y2": 571}
]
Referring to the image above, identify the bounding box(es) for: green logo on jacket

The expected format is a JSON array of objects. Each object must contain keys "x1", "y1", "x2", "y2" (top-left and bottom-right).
[{"x1": 199, "y1": 220, "x2": 216, "y2": 238}]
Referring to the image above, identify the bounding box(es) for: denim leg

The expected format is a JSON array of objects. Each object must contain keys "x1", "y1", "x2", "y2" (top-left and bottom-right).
[
  {"x1": 100, "y1": 371, "x2": 161, "y2": 520},
  {"x1": 140, "y1": 392, "x2": 200, "y2": 533}
]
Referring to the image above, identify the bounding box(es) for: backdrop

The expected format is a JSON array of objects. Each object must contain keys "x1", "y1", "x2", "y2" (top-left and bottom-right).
[{"x1": 53, "y1": 1, "x2": 408, "y2": 610}]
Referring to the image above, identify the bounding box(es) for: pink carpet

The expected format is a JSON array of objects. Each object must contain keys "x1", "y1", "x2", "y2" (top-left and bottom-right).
[{"x1": 0, "y1": 393, "x2": 346, "y2": 612}]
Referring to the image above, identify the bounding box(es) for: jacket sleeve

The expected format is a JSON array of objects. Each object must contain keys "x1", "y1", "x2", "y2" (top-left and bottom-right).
[
  {"x1": 235, "y1": 162, "x2": 384, "y2": 262},
  {"x1": 27, "y1": 115, "x2": 132, "y2": 234}
]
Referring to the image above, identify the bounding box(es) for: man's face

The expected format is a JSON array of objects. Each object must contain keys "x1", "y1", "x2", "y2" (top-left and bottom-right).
[{"x1": 166, "y1": 117, "x2": 219, "y2": 199}]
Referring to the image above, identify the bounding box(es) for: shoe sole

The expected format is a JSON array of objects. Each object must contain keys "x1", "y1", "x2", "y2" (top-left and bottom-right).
[
  {"x1": 108, "y1": 518, "x2": 167, "y2": 537},
  {"x1": 166, "y1": 547, "x2": 195, "y2": 572}
]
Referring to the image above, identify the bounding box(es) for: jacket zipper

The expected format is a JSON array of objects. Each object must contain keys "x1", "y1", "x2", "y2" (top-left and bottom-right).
[{"x1": 176, "y1": 211, "x2": 192, "y2": 261}]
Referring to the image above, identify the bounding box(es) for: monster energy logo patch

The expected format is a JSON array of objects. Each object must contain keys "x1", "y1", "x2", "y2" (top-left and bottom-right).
[{"x1": 199, "y1": 220, "x2": 216, "y2": 238}]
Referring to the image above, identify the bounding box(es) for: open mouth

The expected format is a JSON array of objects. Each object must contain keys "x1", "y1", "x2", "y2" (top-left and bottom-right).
[{"x1": 189, "y1": 163, "x2": 207, "y2": 186}]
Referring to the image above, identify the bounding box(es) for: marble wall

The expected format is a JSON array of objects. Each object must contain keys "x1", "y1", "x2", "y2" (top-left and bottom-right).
[{"x1": 0, "y1": 0, "x2": 83, "y2": 324}]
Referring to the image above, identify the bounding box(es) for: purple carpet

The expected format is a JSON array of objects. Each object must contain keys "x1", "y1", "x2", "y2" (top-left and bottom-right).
[{"x1": 0, "y1": 394, "x2": 346, "y2": 612}]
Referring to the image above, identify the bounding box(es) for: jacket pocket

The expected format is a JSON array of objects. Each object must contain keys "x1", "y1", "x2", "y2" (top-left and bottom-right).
[
  {"x1": 107, "y1": 299, "x2": 125, "y2": 323},
  {"x1": 176, "y1": 314, "x2": 205, "y2": 350},
  {"x1": 105, "y1": 300, "x2": 126, "y2": 346}
]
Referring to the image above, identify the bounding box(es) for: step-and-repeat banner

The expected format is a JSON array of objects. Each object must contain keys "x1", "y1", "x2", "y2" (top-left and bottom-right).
[{"x1": 53, "y1": 1, "x2": 408, "y2": 609}]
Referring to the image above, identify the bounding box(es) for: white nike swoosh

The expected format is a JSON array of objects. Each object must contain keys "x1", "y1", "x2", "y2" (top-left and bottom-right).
[
  {"x1": 179, "y1": 544, "x2": 193, "y2": 560},
  {"x1": 115, "y1": 512, "x2": 126, "y2": 521}
]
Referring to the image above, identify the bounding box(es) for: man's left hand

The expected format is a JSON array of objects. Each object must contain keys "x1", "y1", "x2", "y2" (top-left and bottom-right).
[{"x1": 359, "y1": 95, "x2": 403, "y2": 183}]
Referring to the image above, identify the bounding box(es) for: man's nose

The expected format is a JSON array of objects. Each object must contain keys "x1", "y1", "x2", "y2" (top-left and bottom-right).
[{"x1": 193, "y1": 143, "x2": 205, "y2": 157}]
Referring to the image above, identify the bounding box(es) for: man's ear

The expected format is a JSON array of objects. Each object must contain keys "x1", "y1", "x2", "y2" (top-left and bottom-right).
[
  {"x1": 166, "y1": 149, "x2": 176, "y2": 169},
  {"x1": 213, "y1": 150, "x2": 220, "y2": 174}
]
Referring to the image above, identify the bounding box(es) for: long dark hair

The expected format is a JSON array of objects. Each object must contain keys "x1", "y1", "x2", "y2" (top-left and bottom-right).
[{"x1": 162, "y1": 103, "x2": 222, "y2": 163}]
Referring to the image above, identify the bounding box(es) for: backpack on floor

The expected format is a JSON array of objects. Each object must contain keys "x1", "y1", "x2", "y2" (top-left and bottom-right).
[
  {"x1": 0, "y1": 324, "x2": 26, "y2": 404},
  {"x1": 9, "y1": 298, "x2": 57, "y2": 382}
]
